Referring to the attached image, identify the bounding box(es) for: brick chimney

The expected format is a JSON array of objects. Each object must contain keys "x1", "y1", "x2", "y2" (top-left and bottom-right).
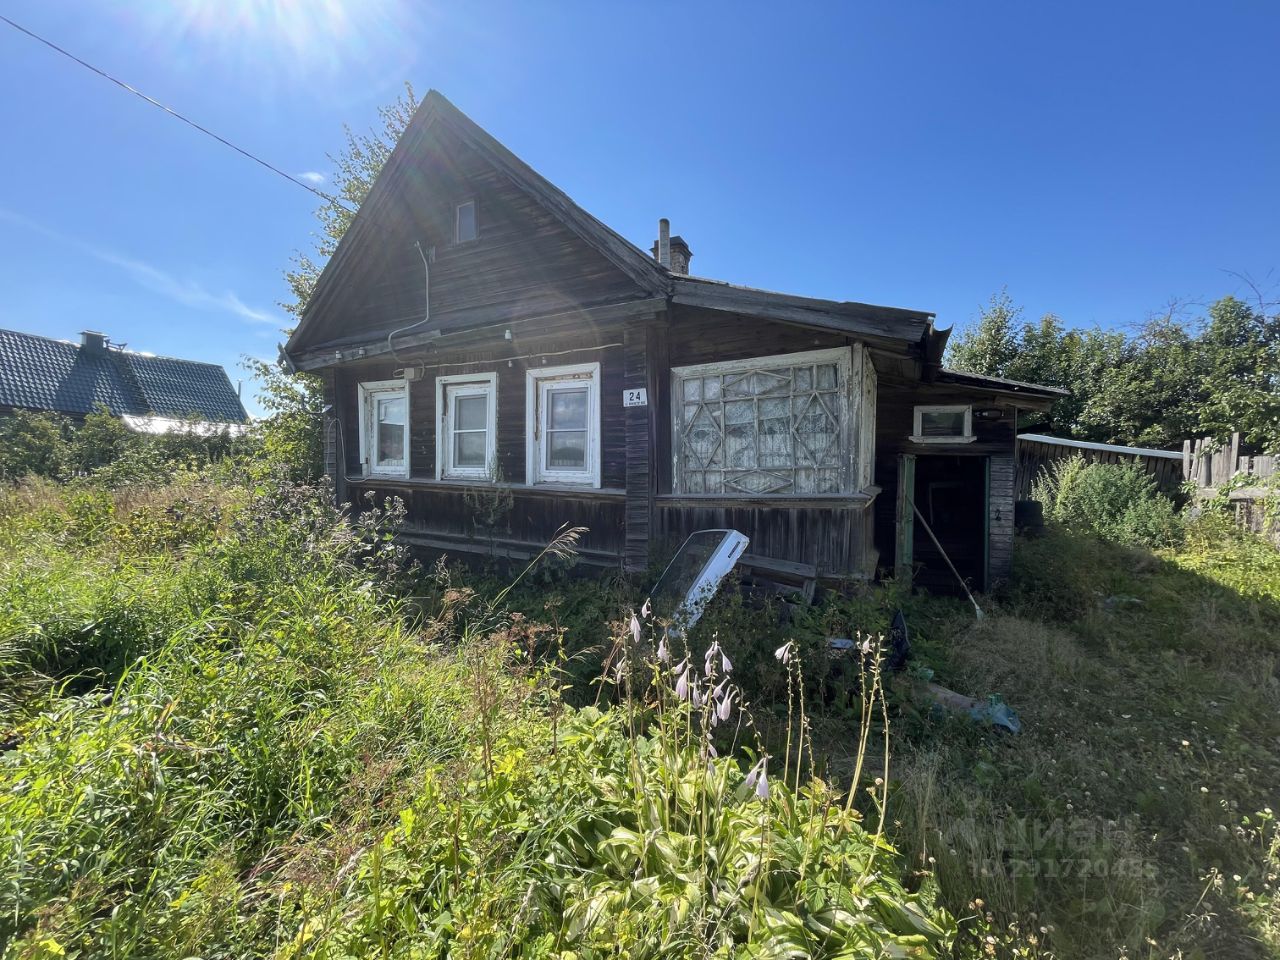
[
  {"x1": 80, "y1": 330, "x2": 107, "y2": 352},
  {"x1": 651, "y1": 219, "x2": 693, "y2": 274}
]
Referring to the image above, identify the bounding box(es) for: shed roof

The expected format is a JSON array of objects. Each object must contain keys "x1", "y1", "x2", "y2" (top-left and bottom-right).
[{"x1": 0, "y1": 329, "x2": 248, "y2": 424}]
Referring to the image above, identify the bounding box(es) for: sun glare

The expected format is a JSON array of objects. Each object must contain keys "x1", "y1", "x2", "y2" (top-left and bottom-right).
[{"x1": 122, "y1": 0, "x2": 418, "y2": 83}]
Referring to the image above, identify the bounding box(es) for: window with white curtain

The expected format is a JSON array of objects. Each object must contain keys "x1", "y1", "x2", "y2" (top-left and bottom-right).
[
  {"x1": 671, "y1": 347, "x2": 857, "y2": 495},
  {"x1": 358, "y1": 380, "x2": 410, "y2": 477},
  {"x1": 436, "y1": 373, "x2": 496, "y2": 479}
]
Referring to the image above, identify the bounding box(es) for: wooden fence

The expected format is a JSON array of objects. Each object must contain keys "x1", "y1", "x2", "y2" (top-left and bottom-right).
[
  {"x1": 1183, "y1": 433, "x2": 1277, "y2": 489},
  {"x1": 1015, "y1": 433, "x2": 1185, "y2": 500},
  {"x1": 1184, "y1": 432, "x2": 1278, "y2": 545}
]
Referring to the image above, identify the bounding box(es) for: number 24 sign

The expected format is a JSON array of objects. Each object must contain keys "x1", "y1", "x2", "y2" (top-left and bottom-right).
[{"x1": 622, "y1": 388, "x2": 648, "y2": 408}]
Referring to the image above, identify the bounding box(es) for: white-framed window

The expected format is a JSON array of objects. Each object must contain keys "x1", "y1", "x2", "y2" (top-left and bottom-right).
[
  {"x1": 435, "y1": 373, "x2": 497, "y2": 480},
  {"x1": 526, "y1": 362, "x2": 601, "y2": 487},
  {"x1": 358, "y1": 379, "x2": 410, "y2": 477},
  {"x1": 671, "y1": 347, "x2": 855, "y2": 495},
  {"x1": 454, "y1": 199, "x2": 477, "y2": 244},
  {"x1": 912, "y1": 404, "x2": 974, "y2": 443}
]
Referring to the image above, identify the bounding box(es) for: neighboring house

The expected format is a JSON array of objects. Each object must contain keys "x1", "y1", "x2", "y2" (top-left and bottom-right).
[
  {"x1": 284, "y1": 91, "x2": 1063, "y2": 590},
  {"x1": 0, "y1": 328, "x2": 248, "y2": 432}
]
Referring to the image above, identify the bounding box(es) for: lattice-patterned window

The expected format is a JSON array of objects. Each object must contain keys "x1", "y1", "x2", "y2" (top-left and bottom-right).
[{"x1": 671, "y1": 348, "x2": 856, "y2": 495}]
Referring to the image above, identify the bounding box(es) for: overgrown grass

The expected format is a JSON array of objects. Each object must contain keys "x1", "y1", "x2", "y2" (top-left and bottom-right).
[
  {"x1": 887, "y1": 518, "x2": 1280, "y2": 958},
  {"x1": 0, "y1": 479, "x2": 954, "y2": 958}
]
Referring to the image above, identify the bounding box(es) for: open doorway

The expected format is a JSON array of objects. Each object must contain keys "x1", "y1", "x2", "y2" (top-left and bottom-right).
[{"x1": 899, "y1": 455, "x2": 987, "y2": 594}]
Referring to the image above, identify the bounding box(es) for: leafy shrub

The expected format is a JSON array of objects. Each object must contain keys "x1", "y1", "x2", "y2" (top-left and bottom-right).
[
  {"x1": 1033, "y1": 455, "x2": 1184, "y2": 547},
  {"x1": 0, "y1": 480, "x2": 956, "y2": 958},
  {"x1": 0, "y1": 410, "x2": 69, "y2": 480}
]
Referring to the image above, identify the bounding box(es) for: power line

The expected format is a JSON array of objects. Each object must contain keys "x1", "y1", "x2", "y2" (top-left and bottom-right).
[{"x1": 0, "y1": 13, "x2": 354, "y2": 212}]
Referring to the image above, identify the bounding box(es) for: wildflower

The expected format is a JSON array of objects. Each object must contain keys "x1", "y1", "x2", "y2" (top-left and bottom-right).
[
  {"x1": 704, "y1": 641, "x2": 721, "y2": 675},
  {"x1": 612, "y1": 658, "x2": 628, "y2": 684},
  {"x1": 721, "y1": 649, "x2": 732, "y2": 674},
  {"x1": 691, "y1": 681, "x2": 705, "y2": 709},
  {"x1": 675, "y1": 665, "x2": 690, "y2": 702},
  {"x1": 641, "y1": 598, "x2": 651, "y2": 619},
  {"x1": 715, "y1": 684, "x2": 734, "y2": 723},
  {"x1": 630, "y1": 613, "x2": 642, "y2": 645},
  {"x1": 656, "y1": 634, "x2": 670, "y2": 664},
  {"x1": 744, "y1": 757, "x2": 769, "y2": 800},
  {"x1": 774, "y1": 641, "x2": 794, "y2": 664}
]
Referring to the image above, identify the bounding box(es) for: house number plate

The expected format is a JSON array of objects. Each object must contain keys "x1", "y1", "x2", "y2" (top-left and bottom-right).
[{"x1": 622, "y1": 388, "x2": 648, "y2": 407}]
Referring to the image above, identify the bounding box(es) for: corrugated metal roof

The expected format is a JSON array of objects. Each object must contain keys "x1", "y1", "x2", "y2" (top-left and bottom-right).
[{"x1": 0, "y1": 329, "x2": 248, "y2": 423}]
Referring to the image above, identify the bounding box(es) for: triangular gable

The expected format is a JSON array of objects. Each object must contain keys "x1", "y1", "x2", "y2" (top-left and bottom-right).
[{"x1": 287, "y1": 91, "x2": 669, "y2": 357}]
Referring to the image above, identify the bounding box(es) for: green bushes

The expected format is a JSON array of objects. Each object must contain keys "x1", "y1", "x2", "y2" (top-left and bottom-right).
[
  {"x1": 1033, "y1": 455, "x2": 1184, "y2": 547},
  {"x1": 0, "y1": 478, "x2": 954, "y2": 958}
]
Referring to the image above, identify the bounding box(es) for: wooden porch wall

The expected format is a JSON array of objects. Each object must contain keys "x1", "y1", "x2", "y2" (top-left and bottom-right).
[
  {"x1": 873, "y1": 376, "x2": 1020, "y2": 586},
  {"x1": 987, "y1": 455, "x2": 1016, "y2": 585},
  {"x1": 652, "y1": 308, "x2": 877, "y2": 578}
]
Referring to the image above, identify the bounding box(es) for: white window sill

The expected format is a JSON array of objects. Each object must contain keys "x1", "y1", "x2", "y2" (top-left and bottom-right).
[{"x1": 909, "y1": 435, "x2": 977, "y2": 444}]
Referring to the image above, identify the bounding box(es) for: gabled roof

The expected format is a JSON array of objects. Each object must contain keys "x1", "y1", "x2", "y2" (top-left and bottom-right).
[
  {"x1": 0, "y1": 329, "x2": 248, "y2": 424},
  {"x1": 286, "y1": 90, "x2": 669, "y2": 356}
]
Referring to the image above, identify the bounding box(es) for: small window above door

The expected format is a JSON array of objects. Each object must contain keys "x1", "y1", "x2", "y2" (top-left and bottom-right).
[
  {"x1": 911, "y1": 404, "x2": 975, "y2": 443},
  {"x1": 454, "y1": 199, "x2": 478, "y2": 244}
]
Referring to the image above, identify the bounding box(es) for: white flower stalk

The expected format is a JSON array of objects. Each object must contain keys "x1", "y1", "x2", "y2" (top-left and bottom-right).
[
  {"x1": 690, "y1": 674, "x2": 705, "y2": 708},
  {"x1": 674, "y1": 663, "x2": 690, "y2": 701},
  {"x1": 715, "y1": 686, "x2": 734, "y2": 723},
  {"x1": 704, "y1": 641, "x2": 721, "y2": 676},
  {"x1": 744, "y1": 757, "x2": 769, "y2": 800}
]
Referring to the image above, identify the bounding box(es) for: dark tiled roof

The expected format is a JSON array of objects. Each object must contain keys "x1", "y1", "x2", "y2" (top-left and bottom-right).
[{"x1": 0, "y1": 329, "x2": 248, "y2": 423}]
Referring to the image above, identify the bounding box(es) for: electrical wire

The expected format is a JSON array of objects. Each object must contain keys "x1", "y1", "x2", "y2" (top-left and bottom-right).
[{"x1": 0, "y1": 13, "x2": 354, "y2": 212}]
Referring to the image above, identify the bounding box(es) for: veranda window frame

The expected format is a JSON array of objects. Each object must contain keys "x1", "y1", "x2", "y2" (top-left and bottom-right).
[{"x1": 670, "y1": 346, "x2": 857, "y2": 497}]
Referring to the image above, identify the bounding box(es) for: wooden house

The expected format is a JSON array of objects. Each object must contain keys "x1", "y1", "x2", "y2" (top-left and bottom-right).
[{"x1": 284, "y1": 92, "x2": 1063, "y2": 591}]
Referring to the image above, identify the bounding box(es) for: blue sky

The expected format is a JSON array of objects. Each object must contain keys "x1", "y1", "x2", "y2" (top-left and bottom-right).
[{"x1": 1, "y1": 2, "x2": 1277, "y2": 417}]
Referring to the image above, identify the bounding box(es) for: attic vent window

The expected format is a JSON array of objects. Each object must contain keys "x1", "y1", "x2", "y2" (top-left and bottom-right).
[
  {"x1": 454, "y1": 199, "x2": 477, "y2": 243},
  {"x1": 911, "y1": 405, "x2": 975, "y2": 443}
]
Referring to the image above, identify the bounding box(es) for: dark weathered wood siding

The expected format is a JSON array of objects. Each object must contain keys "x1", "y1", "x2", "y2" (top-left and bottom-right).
[
  {"x1": 873, "y1": 376, "x2": 1022, "y2": 587},
  {"x1": 332, "y1": 325, "x2": 631, "y2": 566},
  {"x1": 987, "y1": 455, "x2": 1016, "y2": 584},
  {"x1": 301, "y1": 120, "x2": 647, "y2": 351}
]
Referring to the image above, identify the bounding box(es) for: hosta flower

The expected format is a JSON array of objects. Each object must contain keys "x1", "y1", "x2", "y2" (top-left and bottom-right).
[
  {"x1": 656, "y1": 634, "x2": 670, "y2": 664},
  {"x1": 690, "y1": 676, "x2": 705, "y2": 708},
  {"x1": 674, "y1": 665, "x2": 690, "y2": 701},
  {"x1": 744, "y1": 757, "x2": 769, "y2": 800},
  {"x1": 716, "y1": 687, "x2": 734, "y2": 723},
  {"x1": 720, "y1": 650, "x2": 732, "y2": 674},
  {"x1": 641, "y1": 598, "x2": 651, "y2": 619},
  {"x1": 704, "y1": 641, "x2": 721, "y2": 676},
  {"x1": 774, "y1": 641, "x2": 794, "y2": 665},
  {"x1": 630, "y1": 613, "x2": 642, "y2": 645}
]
